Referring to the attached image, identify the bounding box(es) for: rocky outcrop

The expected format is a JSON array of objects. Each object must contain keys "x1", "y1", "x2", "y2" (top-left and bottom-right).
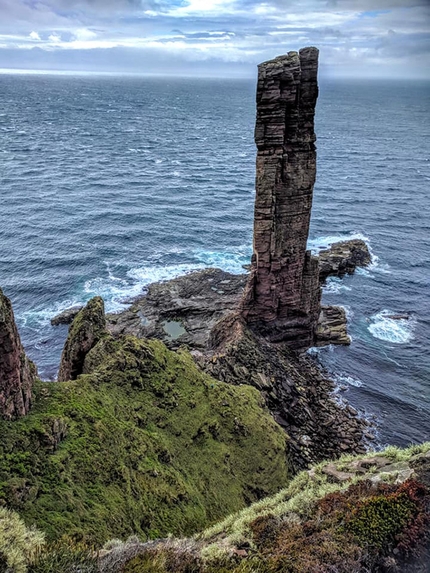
[
  {"x1": 0, "y1": 288, "x2": 37, "y2": 420},
  {"x1": 240, "y1": 48, "x2": 322, "y2": 349},
  {"x1": 316, "y1": 305, "x2": 350, "y2": 346},
  {"x1": 203, "y1": 314, "x2": 367, "y2": 471},
  {"x1": 107, "y1": 268, "x2": 247, "y2": 349},
  {"x1": 50, "y1": 305, "x2": 84, "y2": 326},
  {"x1": 57, "y1": 296, "x2": 107, "y2": 381},
  {"x1": 318, "y1": 239, "x2": 371, "y2": 282},
  {"x1": 107, "y1": 269, "x2": 365, "y2": 469}
]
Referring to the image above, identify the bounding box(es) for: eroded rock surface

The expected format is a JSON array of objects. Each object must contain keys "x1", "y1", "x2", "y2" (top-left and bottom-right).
[
  {"x1": 316, "y1": 305, "x2": 350, "y2": 346},
  {"x1": 107, "y1": 268, "x2": 247, "y2": 349},
  {"x1": 204, "y1": 314, "x2": 366, "y2": 471},
  {"x1": 318, "y1": 239, "x2": 371, "y2": 282},
  {"x1": 58, "y1": 296, "x2": 108, "y2": 381},
  {"x1": 240, "y1": 48, "x2": 322, "y2": 349},
  {"x1": 0, "y1": 288, "x2": 37, "y2": 419}
]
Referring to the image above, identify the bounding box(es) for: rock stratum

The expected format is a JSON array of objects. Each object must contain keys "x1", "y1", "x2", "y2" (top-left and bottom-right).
[
  {"x1": 0, "y1": 288, "x2": 37, "y2": 420},
  {"x1": 240, "y1": 48, "x2": 322, "y2": 348}
]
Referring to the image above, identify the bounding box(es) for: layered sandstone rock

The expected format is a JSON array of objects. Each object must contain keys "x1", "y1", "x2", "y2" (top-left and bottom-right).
[
  {"x1": 241, "y1": 48, "x2": 322, "y2": 349},
  {"x1": 318, "y1": 239, "x2": 371, "y2": 282},
  {"x1": 58, "y1": 296, "x2": 107, "y2": 381},
  {"x1": 0, "y1": 288, "x2": 37, "y2": 419}
]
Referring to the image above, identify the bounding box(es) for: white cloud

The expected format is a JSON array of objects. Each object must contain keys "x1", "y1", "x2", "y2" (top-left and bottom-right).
[
  {"x1": 48, "y1": 33, "x2": 62, "y2": 43},
  {"x1": 73, "y1": 28, "x2": 98, "y2": 41},
  {"x1": 0, "y1": 0, "x2": 428, "y2": 78}
]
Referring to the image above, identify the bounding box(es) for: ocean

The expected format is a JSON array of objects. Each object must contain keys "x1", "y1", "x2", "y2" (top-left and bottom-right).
[{"x1": 1, "y1": 73, "x2": 429, "y2": 447}]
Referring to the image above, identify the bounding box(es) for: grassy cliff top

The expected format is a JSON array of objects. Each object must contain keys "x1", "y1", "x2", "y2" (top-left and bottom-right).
[{"x1": 0, "y1": 334, "x2": 289, "y2": 544}]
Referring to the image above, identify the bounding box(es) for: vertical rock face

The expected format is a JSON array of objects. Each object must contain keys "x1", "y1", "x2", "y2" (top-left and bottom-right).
[
  {"x1": 0, "y1": 288, "x2": 37, "y2": 420},
  {"x1": 241, "y1": 47, "x2": 321, "y2": 349},
  {"x1": 58, "y1": 296, "x2": 107, "y2": 382}
]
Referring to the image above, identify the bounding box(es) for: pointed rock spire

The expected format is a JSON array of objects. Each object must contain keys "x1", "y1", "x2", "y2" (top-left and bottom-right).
[{"x1": 57, "y1": 296, "x2": 107, "y2": 381}]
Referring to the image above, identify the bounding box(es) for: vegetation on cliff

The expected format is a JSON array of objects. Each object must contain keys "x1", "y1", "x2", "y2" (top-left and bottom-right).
[
  {"x1": 4, "y1": 444, "x2": 428, "y2": 573},
  {"x1": 103, "y1": 444, "x2": 430, "y2": 573},
  {"x1": 0, "y1": 333, "x2": 289, "y2": 545}
]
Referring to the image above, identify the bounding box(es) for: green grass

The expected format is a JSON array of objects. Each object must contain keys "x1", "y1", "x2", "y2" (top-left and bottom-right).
[{"x1": 0, "y1": 335, "x2": 289, "y2": 544}]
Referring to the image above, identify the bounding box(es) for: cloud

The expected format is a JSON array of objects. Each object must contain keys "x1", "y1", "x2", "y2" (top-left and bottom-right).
[{"x1": 0, "y1": 0, "x2": 428, "y2": 77}]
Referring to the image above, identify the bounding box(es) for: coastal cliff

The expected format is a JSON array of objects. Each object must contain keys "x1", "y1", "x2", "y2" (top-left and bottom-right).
[
  {"x1": 1, "y1": 48, "x2": 426, "y2": 573},
  {"x1": 0, "y1": 288, "x2": 37, "y2": 420}
]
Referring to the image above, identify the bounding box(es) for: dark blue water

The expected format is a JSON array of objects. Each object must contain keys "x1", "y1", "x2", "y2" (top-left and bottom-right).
[{"x1": 1, "y1": 74, "x2": 429, "y2": 447}]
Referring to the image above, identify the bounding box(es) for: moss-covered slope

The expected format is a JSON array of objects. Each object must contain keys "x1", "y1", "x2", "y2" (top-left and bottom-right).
[
  {"x1": 104, "y1": 444, "x2": 430, "y2": 573},
  {"x1": 0, "y1": 335, "x2": 289, "y2": 544}
]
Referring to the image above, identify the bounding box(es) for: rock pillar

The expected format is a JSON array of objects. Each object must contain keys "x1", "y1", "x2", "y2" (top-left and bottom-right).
[
  {"x1": 58, "y1": 296, "x2": 107, "y2": 381},
  {"x1": 0, "y1": 288, "x2": 37, "y2": 419},
  {"x1": 241, "y1": 47, "x2": 321, "y2": 349}
]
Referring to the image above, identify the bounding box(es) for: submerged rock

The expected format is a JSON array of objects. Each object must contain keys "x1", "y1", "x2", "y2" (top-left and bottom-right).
[
  {"x1": 0, "y1": 287, "x2": 37, "y2": 420},
  {"x1": 318, "y1": 239, "x2": 372, "y2": 282},
  {"x1": 57, "y1": 296, "x2": 108, "y2": 381}
]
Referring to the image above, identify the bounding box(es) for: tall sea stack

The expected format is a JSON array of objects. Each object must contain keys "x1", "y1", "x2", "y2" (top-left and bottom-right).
[
  {"x1": 0, "y1": 288, "x2": 37, "y2": 419},
  {"x1": 241, "y1": 47, "x2": 321, "y2": 349}
]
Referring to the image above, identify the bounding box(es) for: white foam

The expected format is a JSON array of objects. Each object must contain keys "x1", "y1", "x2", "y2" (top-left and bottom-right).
[
  {"x1": 334, "y1": 373, "x2": 364, "y2": 387},
  {"x1": 368, "y1": 310, "x2": 415, "y2": 344},
  {"x1": 127, "y1": 262, "x2": 206, "y2": 286},
  {"x1": 193, "y1": 247, "x2": 252, "y2": 274},
  {"x1": 323, "y1": 276, "x2": 352, "y2": 294},
  {"x1": 307, "y1": 232, "x2": 370, "y2": 254},
  {"x1": 368, "y1": 254, "x2": 391, "y2": 274},
  {"x1": 355, "y1": 267, "x2": 374, "y2": 278},
  {"x1": 83, "y1": 275, "x2": 145, "y2": 312},
  {"x1": 19, "y1": 298, "x2": 84, "y2": 328}
]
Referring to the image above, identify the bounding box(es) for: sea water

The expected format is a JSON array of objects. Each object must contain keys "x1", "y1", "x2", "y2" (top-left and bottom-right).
[{"x1": 1, "y1": 74, "x2": 429, "y2": 446}]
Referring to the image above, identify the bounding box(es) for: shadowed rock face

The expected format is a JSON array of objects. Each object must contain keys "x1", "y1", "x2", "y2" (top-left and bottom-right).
[
  {"x1": 0, "y1": 288, "x2": 37, "y2": 420},
  {"x1": 241, "y1": 48, "x2": 321, "y2": 349},
  {"x1": 58, "y1": 296, "x2": 107, "y2": 381}
]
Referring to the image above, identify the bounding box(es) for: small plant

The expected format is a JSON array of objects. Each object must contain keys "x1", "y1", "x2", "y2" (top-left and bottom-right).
[
  {"x1": 29, "y1": 538, "x2": 97, "y2": 573},
  {"x1": 0, "y1": 507, "x2": 44, "y2": 573}
]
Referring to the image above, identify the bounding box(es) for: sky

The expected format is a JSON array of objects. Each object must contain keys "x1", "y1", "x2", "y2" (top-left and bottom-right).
[{"x1": 0, "y1": 0, "x2": 429, "y2": 78}]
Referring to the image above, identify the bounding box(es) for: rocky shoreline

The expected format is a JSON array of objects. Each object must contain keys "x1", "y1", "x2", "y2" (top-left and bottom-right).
[{"x1": 104, "y1": 263, "x2": 371, "y2": 471}]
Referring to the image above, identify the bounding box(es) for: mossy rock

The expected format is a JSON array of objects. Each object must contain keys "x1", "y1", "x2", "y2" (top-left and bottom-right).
[{"x1": 0, "y1": 335, "x2": 289, "y2": 544}]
